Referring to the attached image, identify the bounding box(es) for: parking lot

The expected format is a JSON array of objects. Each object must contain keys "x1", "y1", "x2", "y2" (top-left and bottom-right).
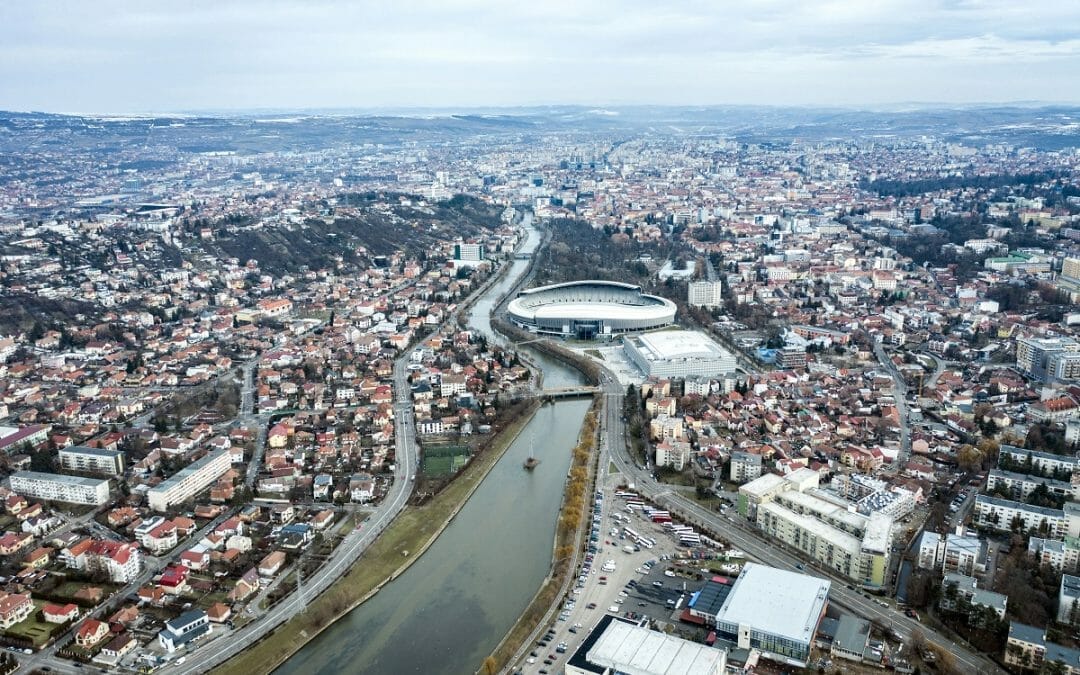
[{"x1": 513, "y1": 480, "x2": 710, "y2": 674}]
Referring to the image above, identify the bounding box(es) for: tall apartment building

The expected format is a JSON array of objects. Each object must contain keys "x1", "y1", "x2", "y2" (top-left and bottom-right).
[
  {"x1": 147, "y1": 450, "x2": 231, "y2": 512},
  {"x1": 9, "y1": 471, "x2": 110, "y2": 505},
  {"x1": 1016, "y1": 336, "x2": 1080, "y2": 382},
  {"x1": 452, "y1": 243, "x2": 485, "y2": 267},
  {"x1": 58, "y1": 446, "x2": 125, "y2": 476},
  {"x1": 687, "y1": 280, "x2": 723, "y2": 308},
  {"x1": 741, "y1": 470, "x2": 894, "y2": 587}
]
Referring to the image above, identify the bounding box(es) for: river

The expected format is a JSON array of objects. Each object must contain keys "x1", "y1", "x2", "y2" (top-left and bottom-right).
[{"x1": 276, "y1": 218, "x2": 589, "y2": 674}]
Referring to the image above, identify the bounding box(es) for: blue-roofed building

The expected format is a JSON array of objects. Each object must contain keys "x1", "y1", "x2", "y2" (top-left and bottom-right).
[
  {"x1": 280, "y1": 523, "x2": 314, "y2": 551},
  {"x1": 158, "y1": 609, "x2": 211, "y2": 652}
]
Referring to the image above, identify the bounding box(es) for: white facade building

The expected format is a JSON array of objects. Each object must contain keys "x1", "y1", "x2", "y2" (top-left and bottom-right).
[
  {"x1": 147, "y1": 450, "x2": 231, "y2": 512},
  {"x1": 9, "y1": 471, "x2": 110, "y2": 505}
]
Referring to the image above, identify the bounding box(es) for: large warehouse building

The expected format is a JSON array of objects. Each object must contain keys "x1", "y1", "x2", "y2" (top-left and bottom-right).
[
  {"x1": 506, "y1": 280, "x2": 676, "y2": 339},
  {"x1": 712, "y1": 562, "x2": 830, "y2": 668},
  {"x1": 624, "y1": 330, "x2": 737, "y2": 378}
]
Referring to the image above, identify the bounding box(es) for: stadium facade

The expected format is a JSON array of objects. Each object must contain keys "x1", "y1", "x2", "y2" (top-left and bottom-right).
[{"x1": 506, "y1": 280, "x2": 676, "y2": 339}]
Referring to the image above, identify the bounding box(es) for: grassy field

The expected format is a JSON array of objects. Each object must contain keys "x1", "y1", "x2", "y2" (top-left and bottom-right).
[
  {"x1": 5, "y1": 601, "x2": 60, "y2": 648},
  {"x1": 421, "y1": 444, "x2": 472, "y2": 477},
  {"x1": 214, "y1": 403, "x2": 538, "y2": 675}
]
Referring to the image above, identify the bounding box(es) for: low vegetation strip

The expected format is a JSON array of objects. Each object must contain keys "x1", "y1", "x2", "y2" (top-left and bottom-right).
[{"x1": 213, "y1": 401, "x2": 539, "y2": 675}]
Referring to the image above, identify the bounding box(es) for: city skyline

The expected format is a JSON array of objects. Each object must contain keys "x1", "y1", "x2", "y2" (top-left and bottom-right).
[{"x1": 2, "y1": 0, "x2": 1079, "y2": 113}]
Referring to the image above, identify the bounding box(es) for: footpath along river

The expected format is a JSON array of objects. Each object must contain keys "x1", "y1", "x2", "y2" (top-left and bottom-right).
[{"x1": 276, "y1": 220, "x2": 590, "y2": 674}]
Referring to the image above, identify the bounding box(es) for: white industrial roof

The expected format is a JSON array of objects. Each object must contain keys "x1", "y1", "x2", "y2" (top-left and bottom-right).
[
  {"x1": 587, "y1": 619, "x2": 726, "y2": 675},
  {"x1": 629, "y1": 330, "x2": 732, "y2": 362},
  {"x1": 714, "y1": 562, "x2": 830, "y2": 645}
]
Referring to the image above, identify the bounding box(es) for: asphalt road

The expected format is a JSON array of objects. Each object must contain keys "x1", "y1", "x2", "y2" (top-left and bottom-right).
[{"x1": 595, "y1": 370, "x2": 1006, "y2": 675}]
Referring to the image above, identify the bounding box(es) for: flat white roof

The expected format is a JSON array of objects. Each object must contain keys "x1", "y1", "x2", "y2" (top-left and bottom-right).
[
  {"x1": 862, "y1": 512, "x2": 894, "y2": 554},
  {"x1": 629, "y1": 330, "x2": 733, "y2": 362},
  {"x1": 715, "y1": 562, "x2": 830, "y2": 645},
  {"x1": 588, "y1": 619, "x2": 726, "y2": 675},
  {"x1": 739, "y1": 472, "x2": 786, "y2": 498}
]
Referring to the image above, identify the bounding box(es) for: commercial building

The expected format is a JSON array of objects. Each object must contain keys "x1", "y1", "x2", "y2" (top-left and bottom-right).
[
  {"x1": 741, "y1": 470, "x2": 894, "y2": 587},
  {"x1": 565, "y1": 614, "x2": 727, "y2": 675},
  {"x1": 712, "y1": 562, "x2": 830, "y2": 667},
  {"x1": 147, "y1": 450, "x2": 231, "y2": 512},
  {"x1": 776, "y1": 346, "x2": 807, "y2": 370},
  {"x1": 58, "y1": 446, "x2": 125, "y2": 476},
  {"x1": 624, "y1": 330, "x2": 736, "y2": 379},
  {"x1": 9, "y1": 471, "x2": 110, "y2": 505},
  {"x1": 687, "y1": 280, "x2": 723, "y2": 308},
  {"x1": 507, "y1": 280, "x2": 676, "y2": 339},
  {"x1": 158, "y1": 609, "x2": 211, "y2": 652}
]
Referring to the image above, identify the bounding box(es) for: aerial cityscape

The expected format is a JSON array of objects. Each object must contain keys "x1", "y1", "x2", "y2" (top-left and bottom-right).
[{"x1": 2, "y1": 3, "x2": 1080, "y2": 675}]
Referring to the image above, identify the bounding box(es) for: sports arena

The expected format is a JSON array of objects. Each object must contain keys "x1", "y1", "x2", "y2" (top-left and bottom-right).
[{"x1": 506, "y1": 280, "x2": 677, "y2": 339}]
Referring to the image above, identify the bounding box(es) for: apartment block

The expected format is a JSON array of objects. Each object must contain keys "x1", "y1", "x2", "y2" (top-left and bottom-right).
[
  {"x1": 973, "y1": 494, "x2": 1080, "y2": 539},
  {"x1": 58, "y1": 446, "x2": 125, "y2": 476},
  {"x1": 9, "y1": 471, "x2": 110, "y2": 505},
  {"x1": 147, "y1": 450, "x2": 231, "y2": 512}
]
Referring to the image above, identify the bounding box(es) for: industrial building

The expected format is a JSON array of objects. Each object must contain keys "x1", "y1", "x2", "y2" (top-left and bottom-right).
[
  {"x1": 9, "y1": 471, "x2": 111, "y2": 505},
  {"x1": 565, "y1": 614, "x2": 727, "y2": 675},
  {"x1": 624, "y1": 330, "x2": 736, "y2": 379},
  {"x1": 147, "y1": 450, "x2": 231, "y2": 512},
  {"x1": 506, "y1": 280, "x2": 676, "y2": 339},
  {"x1": 712, "y1": 562, "x2": 830, "y2": 667}
]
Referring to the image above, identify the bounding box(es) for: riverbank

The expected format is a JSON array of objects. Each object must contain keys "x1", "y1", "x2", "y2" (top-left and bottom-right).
[
  {"x1": 483, "y1": 396, "x2": 600, "y2": 673},
  {"x1": 214, "y1": 399, "x2": 540, "y2": 675}
]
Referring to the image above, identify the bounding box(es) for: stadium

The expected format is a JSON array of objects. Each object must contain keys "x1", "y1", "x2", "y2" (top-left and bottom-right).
[{"x1": 506, "y1": 280, "x2": 677, "y2": 339}]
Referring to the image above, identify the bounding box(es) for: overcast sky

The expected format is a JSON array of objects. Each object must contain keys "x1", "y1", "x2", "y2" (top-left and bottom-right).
[{"x1": 2, "y1": 0, "x2": 1079, "y2": 113}]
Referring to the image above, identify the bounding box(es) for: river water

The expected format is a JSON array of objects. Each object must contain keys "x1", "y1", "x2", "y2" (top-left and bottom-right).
[{"x1": 276, "y1": 219, "x2": 589, "y2": 674}]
